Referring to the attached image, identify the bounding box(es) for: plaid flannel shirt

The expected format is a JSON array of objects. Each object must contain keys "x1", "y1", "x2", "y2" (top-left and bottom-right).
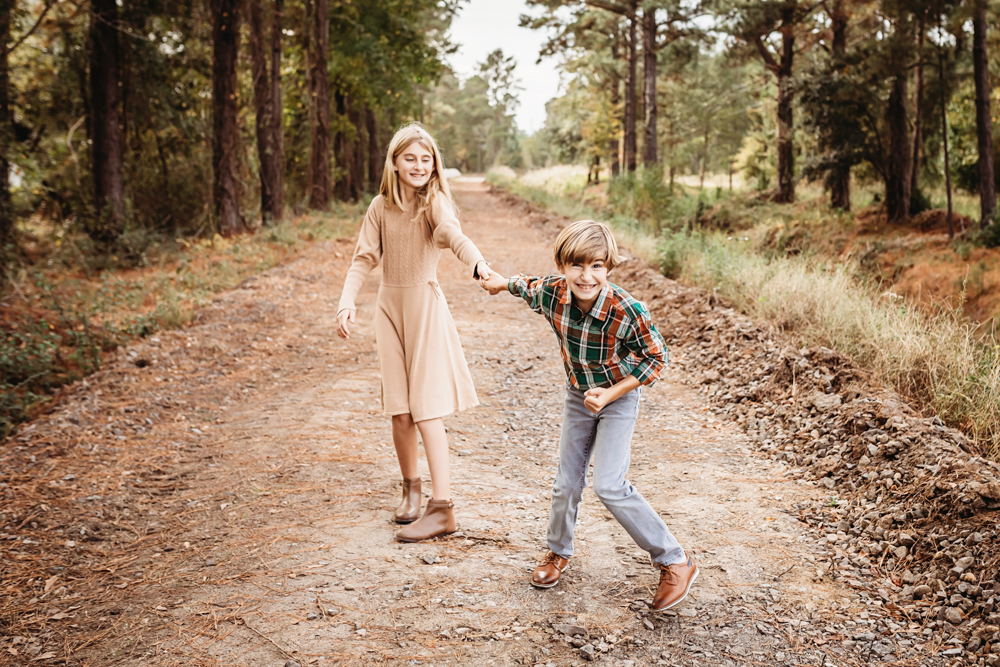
[{"x1": 507, "y1": 274, "x2": 668, "y2": 390}]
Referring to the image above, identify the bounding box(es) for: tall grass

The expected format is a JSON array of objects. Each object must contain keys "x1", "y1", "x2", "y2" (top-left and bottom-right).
[
  {"x1": 490, "y1": 165, "x2": 1000, "y2": 455},
  {"x1": 661, "y1": 230, "x2": 1000, "y2": 453}
]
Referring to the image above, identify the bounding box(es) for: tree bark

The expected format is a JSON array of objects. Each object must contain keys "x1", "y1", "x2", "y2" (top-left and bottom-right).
[
  {"x1": 910, "y1": 21, "x2": 924, "y2": 200},
  {"x1": 610, "y1": 26, "x2": 621, "y2": 178},
  {"x1": 973, "y1": 1, "x2": 996, "y2": 225},
  {"x1": 641, "y1": 5, "x2": 657, "y2": 166},
  {"x1": 366, "y1": 106, "x2": 381, "y2": 189},
  {"x1": 270, "y1": 0, "x2": 284, "y2": 219},
  {"x1": 884, "y1": 69, "x2": 911, "y2": 222},
  {"x1": 828, "y1": 0, "x2": 850, "y2": 209},
  {"x1": 308, "y1": 0, "x2": 331, "y2": 209},
  {"x1": 753, "y1": 4, "x2": 795, "y2": 203},
  {"x1": 0, "y1": 2, "x2": 11, "y2": 253},
  {"x1": 940, "y1": 36, "x2": 953, "y2": 237},
  {"x1": 347, "y1": 99, "x2": 363, "y2": 201},
  {"x1": 249, "y1": 0, "x2": 281, "y2": 224},
  {"x1": 333, "y1": 91, "x2": 352, "y2": 201},
  {"x1": 623, "y1": 0, "x2": 638, "y2": 173},
  {"x1": 211, "y1": 0, "x2": 244, "y2": 235},
  {"x1": 89, "y1": 0, "x2": 126, "y2": 240}
]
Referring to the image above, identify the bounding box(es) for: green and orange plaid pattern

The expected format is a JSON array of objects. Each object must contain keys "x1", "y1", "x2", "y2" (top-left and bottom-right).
[{"x1": 507, "y1": 275, "x2": 668, "y2": 390}]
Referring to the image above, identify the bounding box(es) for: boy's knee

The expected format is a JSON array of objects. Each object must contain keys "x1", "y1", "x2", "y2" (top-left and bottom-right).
[{"x1": 593, "y1": 477, "x2": 629, "y2": 502}]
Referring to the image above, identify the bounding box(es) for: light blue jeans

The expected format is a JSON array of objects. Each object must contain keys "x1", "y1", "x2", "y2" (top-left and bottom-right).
[{"x1": 547, "y1": 382, "x2": 686, "y2": 567}]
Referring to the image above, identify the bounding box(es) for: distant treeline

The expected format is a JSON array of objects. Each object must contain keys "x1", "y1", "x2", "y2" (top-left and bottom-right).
[{"x1": 521, "y1": 0, "x2": 1000, "y2": 231}]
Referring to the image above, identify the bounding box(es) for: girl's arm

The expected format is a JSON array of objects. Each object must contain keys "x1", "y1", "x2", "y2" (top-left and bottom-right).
[
  {"x1": 338, "y1": 198, "x2": 384, "y2": 315},
  {"x1": 429, "y1": 197, "x2": 489, "y2": 278}
]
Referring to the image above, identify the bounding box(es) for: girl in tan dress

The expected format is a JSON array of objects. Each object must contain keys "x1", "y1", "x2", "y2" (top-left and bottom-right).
[{"x1": 336, "y1": 124, "x2": 490, "y2": 542}]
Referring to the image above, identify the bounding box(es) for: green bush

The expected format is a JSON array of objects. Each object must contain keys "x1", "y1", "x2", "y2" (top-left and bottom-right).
[
  {"x1": 606, "y1": 167, "x2": 673, "y2": 231},
  {"x1": 978, "y1": 220, "x2": 1000, "y2": 248}
]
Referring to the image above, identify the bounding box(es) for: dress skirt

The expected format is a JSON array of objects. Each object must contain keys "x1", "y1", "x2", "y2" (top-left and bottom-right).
[{"x1": 374, "y1": 281, "x2": 479, "y2": 422}]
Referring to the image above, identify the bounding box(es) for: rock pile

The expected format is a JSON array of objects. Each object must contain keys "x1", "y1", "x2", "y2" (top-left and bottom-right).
[{"x1": 612, "y1": 258, "x2": 1000, "y2": 665}]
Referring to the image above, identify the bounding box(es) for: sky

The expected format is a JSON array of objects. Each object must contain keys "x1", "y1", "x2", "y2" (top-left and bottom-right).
[{"x1": 447, "y1": 0, "x2": 562, "y2": 135}]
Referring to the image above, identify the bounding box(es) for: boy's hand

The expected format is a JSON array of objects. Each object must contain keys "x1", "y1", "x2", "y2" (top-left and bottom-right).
[
  {"x1": 583, "y1": 386, "x2": 612, "y2": 414},
  {"x1": 479, "y1": 272, "x2": 508, "y2": 296}
]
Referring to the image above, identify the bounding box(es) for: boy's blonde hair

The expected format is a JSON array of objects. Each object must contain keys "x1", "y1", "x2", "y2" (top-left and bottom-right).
[
  {"x1": 380, "y1": 123, "x2": 455, "y2": 224},
  {"x1": 553, "y1": 220, "x2": 623, "y2": 270}
]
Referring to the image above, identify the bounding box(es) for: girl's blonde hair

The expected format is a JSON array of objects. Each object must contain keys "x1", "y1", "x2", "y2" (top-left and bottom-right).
[
  {"x1": 553, "y1": 220, "x2": 624, "y2": 270},
  {"x1": 380, "y1": 123, "x2": 455, "y2": 223}
]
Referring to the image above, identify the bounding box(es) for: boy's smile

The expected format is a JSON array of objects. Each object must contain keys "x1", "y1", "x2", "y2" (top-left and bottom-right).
[{"x1": 559, "y1": 259, "x2": 609, "y2": 313}]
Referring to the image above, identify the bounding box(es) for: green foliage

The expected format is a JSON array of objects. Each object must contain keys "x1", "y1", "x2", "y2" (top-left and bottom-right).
[
  {"x1": 978, "y1": 221, "x2": 1000, "y2": 249},
  {"x1": 606, "y1": 167, "x2": 673, "y2": 230}
]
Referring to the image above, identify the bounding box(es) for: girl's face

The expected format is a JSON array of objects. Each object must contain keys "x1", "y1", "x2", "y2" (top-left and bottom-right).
[{"x1": 394, "y1": 141, "x2": 435, "y2": 192}]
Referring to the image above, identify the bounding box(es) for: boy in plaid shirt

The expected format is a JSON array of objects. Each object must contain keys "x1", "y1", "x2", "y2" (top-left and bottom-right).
[{"x1": 479, "y1": 220, "x2": 697, "y2": 611}]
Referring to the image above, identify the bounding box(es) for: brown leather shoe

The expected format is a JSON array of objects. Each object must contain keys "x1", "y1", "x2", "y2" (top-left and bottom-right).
[
  {"x1": 531, "y1": 551, "x2": 570, "y2": 588},
  {"x1": 396, "y1": 499, "x2": 456, "y2": 542},
  {"x1": 650, "y1": 555, "x2": 698, "y2": 611},
  {"x1": 394, "y1": 478, "x2": 422, "y2": 524}
]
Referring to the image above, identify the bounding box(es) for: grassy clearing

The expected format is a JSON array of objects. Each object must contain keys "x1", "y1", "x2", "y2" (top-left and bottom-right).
[
  {"x1": 1, "y1": 204, "x2": 365, "y2": 436},
  {"x1": 490, "y1": 166, "x2": 1000, "y2": 456}
]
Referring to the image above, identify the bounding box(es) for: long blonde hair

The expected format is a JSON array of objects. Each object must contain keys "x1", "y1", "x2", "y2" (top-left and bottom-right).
[{"x1": 380, "y1": 123, "x2": 455, "y2": 223}]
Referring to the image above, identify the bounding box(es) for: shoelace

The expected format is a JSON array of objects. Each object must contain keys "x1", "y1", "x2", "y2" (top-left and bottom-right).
[
  {"x1": 542, "y1": 552, "x2": 562, "y2": 566},
  {"x1": 659, "y1": 565, "x2": 680, "y2": 585}
]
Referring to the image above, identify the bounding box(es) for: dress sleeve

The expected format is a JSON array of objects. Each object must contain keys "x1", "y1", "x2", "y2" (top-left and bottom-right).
[
  {"x1": 428, "y1": 196, "x2": 485, "y2": 275},
  {"x1": 337, "y1": 198, "x2": 383, "y2": 313}
]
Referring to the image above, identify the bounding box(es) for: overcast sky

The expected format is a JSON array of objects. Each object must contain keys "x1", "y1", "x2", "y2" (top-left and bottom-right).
[{"x1": 446, "y1": 0, "x2": 562, "y2": 134}]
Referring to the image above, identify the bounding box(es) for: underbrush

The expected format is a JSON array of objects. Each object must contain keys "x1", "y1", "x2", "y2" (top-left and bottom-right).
[
  {"x1": 0, "y1": 205, "x2": 364, "y2": 436},
  {"x1": 490, "y1": 165, "x2": 1000, "y2": 456}
]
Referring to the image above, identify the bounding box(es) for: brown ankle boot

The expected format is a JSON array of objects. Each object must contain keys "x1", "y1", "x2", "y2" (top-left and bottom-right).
[
  {"x1": 396, "y1": 499, "x2": 457, "y2": 542},
  {"x1": 394, "y1": 478, "x2": 422, "y2": 524}
]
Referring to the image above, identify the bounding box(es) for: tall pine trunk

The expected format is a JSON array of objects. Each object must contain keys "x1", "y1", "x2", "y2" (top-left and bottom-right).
[
  {"x1": 885, "y1": 69, "x2": 911, "y2": 222},
  {"x1": 828, "y1": 0, "x2": 850, "y2": 209},
  {"x1": 973, "y1": 0, "x2": 996, "y2": 225},
  {"x1": 249, "y1": 0, "x2": 281, "y2": 224},
  {"x1": 641, "y1": 6, "x2": 657, "y2": 166},
  {"x1": 271, "y1": 0, "x2": 284, "y2": 196},
  {"x1": 774, "y1": 8, "x2": 795, "y2": 203},
  {"x1": 0, "y1": 2, "x2": 11, "y2": 252},
  {"x1": 366, "y1": 107, "x2": 381, "y2": 189},
  {"x1": 308, "y1": 0, "x2": 331, "y2": 209},
  {"x1": 211, "y1": 0, "x2": 244, "y2": 235},
  {"x1": 623, "y1": 1, "x2": 637, "y2": 173},
  {"x1": 89, "y1": 0, "x2": 126, "y2": 240},
  {"x1": 910, "y1": 23, "x2": 924, "y2": 201},
  {"x1": 610, "y1": 29, "x2": 621, "y2": 179},
  {"x1": 348, "y1": 99, "x2": 363, "y2": 200}
]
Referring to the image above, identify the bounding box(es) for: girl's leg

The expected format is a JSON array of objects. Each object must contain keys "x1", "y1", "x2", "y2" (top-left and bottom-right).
[
  {"x1": 392, "y1": 414, "x2": 420, "y2": 480},
  {"x1": 415, "y1": 417, "x2": 450, "y2": 501}
]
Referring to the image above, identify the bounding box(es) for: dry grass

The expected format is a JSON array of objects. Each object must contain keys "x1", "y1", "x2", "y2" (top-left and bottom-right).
[{"x1": 660, "y1": 230, "x2": 1000, "y2": 454}]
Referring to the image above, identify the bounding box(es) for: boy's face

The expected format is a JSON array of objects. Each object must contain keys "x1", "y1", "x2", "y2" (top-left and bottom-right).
[{"x1": 558, "y1": 257, "x2": 609, "y2": 309}]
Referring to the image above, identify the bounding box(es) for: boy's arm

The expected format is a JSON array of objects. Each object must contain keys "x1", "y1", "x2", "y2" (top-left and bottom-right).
[
  {"x1": 506, "y1": 274, "x2": 556, "y2": 315},
  {"x1": 622, "y1": 308, "x2": 669, "y2": 385},
  {"x1": 583, "y1": 376, "x2": 640, "y2": 414}
]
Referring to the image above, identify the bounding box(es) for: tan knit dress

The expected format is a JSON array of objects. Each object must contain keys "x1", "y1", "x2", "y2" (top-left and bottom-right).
[{"x1": 337, "y1": 195, "x2": 484, "y2": 422}]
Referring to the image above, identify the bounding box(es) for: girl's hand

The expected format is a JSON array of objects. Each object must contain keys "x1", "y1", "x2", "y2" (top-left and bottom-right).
[
  {"x1": 479, "y1": 273, "x2": 507, "y2": 295},
  {"x1": 583, "y1": 387, "x2": 611, "y2": 414},
  {"x1": 476, "y1": 260, "x2": 492, "y2": 281},
  {"x1": 337, "y1": 309, "x2": 356, "y2": 340}
]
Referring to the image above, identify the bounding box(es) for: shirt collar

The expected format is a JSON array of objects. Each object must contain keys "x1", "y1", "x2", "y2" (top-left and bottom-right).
[{"x1": 559, "y1": 280, "x2": 612, "y2": 321}]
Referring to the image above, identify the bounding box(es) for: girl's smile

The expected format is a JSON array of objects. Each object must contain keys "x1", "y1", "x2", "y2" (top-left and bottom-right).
[{"x1": 395, "y1": 142, "x2": 435, "y2": 195}]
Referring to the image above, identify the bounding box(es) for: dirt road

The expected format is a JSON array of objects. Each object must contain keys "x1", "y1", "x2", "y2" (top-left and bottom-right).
[{"x1": 1, "y1": 180, "x2": 950, "y2": 666}]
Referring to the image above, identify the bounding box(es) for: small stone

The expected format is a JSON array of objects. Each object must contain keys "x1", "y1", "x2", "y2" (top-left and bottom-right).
[
  {"x1": 571, "y1": 638, "x2": 587, "y2": 648},
  {"x1": 643, "y1": 619, "x2": 654, "y2": 631},
  {"x1": 943, "y1": 607, "x2": 964, "y2": 625},
  {"x1": 423, "y1": 554, "x2": 439, "y2": 565},
  {"x1": 204, "y1": 559, "x2": 217, "y2": 567},
  {"x1": 355, "y1": 628, "x2": 367, "y2": 637},
  {"x1": 898, "y1": 533, "x2": 915, "y2": 547},
  {"x1": 457, "y1": 450, "x2": 472, "y2": 456},
  {"x1": 306, "y1": 612, "x2": 317, "y2": 620},
  {"x1": 326, "y1": 607, "x2": 342, "y2": 615},
  {"x1": 553, "y1": 624, "x2": 587, "y2": 637},
  {"x1": 867, "y1": 444, "x2": 880, "y2": 457},
  {"x1": 858, "y1": 455, "x2": 871, "y2": 466},
  {"x1": 954, "y1": 556, "x2": 975, "y2": 573},
  {"x1": 580, "y1": 644, "x2": 596, "y2": 661},
  {"x1": 893, "y1": 546, "x2": 908, "y2": 559},
  {"x1": 871, "y1": 642, "x2": 893, "y2": 657},
  {"x1": 941, "y1": 647, "x2": 963, "y2": 657},
  {"x1": 284, "y1": 661, "x2": 301, "y2": 667},
  {"x1": 344, "y1": 584, "x2": 356, "y2": 591},
  {"x1": 967, "y1": 637, "x2": 982, "y2": 652},
  {"x1": 913, "y1": 585, "x2": 933, "y2": 600}
]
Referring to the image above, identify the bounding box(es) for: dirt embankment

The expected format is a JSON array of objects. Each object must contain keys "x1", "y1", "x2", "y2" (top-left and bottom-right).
[{"x1": 0, "y1": 179, "x2": 990, "y2": 667}]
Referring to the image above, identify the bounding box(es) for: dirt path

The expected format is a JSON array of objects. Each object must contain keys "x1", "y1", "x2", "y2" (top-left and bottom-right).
[{"x1": 1, "y1": 181, "x2": 952, "y2": 667}]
